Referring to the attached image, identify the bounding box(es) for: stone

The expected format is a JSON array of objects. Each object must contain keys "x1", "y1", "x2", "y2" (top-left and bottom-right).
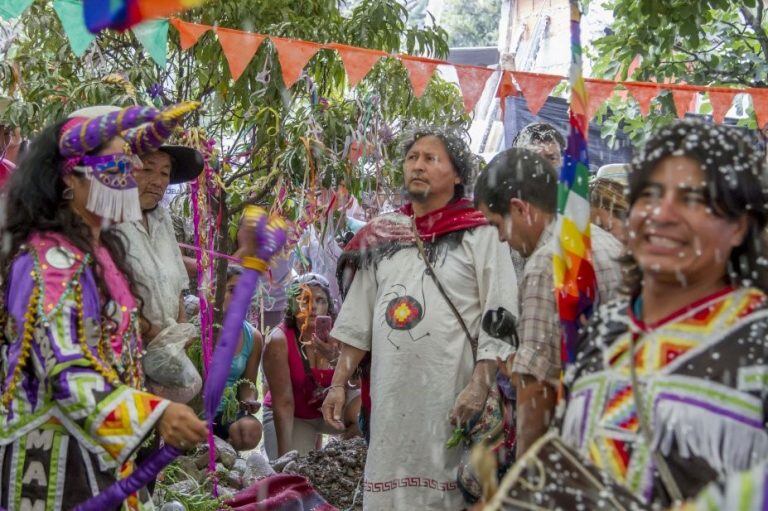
[
  {"x1": 160, "y1": 502, "x2": 186, "y2": 511},
  {"x1": 215, "y1": 462, "x2": 243, "y2": 489},
  {"x1": 194, "y1": 447, "x2": 212, "y2": 470},
  {"x1": 270, "y1": 450, "x2": 298, "y2": 472},
  {"x1": 214, "y1": 436, "x2": 238, "y2": 469},
  {"x1": 216, "y1": 485, "x2": 237, "y2": 501},
  {"x1": 221, "y1": 470, "x2": 243, "y2": 489},
  {"x1": 193, "y1": 436, "x2": 237, "y2": 470},
  {"x1": 246, "y1": 452, "x2": 276, "y2": 478},
  {"x1": 285, "y1": 437, "x2": 367, "y2": 510},
  {"x1": 175, "y1": 456, "x2": 204, "y2": 483},
  {"x1": 165, "y1": 479, "x2": 199, "y2": 495},
  {"x1": 233, "y1": 458, "x2": 247, "y2": 475}
]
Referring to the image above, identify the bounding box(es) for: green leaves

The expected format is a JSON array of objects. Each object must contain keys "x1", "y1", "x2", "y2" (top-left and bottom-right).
[
  {"x1": 592, "y1": 0, "x2": 768, "y2": 140},
  {"x1": 441, "y1": 0, "x2": 500, "y2": 47},
  {"x1": 446, "y1": 426, "x2": 467, "y2": 449},
  {"x1": 1, "y1": 0, "x2": 469, "y2": 329}
]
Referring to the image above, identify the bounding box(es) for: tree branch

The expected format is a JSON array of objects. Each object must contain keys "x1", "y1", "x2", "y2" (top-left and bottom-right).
[
  {"x1": 229, "y1": 175, "x2": 280, "y2": 216},
  {"x1": 740, "y1": 4, "x2": 768, "y2": 65},
  {"x1": 224, "y1": 164, "x2": 270, "y2": 186},
  {"x1": 672, "y1": 43, "x2": 754, "y2": 85}
]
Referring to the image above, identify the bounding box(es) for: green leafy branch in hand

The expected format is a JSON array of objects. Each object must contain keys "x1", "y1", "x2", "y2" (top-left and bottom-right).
[
  {"x1": 446, "y1": 426, "x2": 469, "y2": 449},
  {"x1": 220, "y1": 378, "x2": 258, "y2": 424}
]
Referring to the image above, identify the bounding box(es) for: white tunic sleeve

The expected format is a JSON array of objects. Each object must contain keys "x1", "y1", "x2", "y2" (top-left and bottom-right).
[
  {"x1": 468, "y1": 226, "x2": 519, "y2": 362},
  {"x1": 330, "y1": 265, "x2": 377, "y2": 351}
]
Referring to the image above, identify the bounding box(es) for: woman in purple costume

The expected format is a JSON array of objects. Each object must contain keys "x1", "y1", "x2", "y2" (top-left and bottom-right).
[{"x1": 0, "y1": 105, "x2": 207, "y2": 511}]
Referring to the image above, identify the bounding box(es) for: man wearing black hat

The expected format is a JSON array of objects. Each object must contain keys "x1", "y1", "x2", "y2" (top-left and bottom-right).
[{"x1": 114, "y1": 146, "x2": 203, "y2": 381}]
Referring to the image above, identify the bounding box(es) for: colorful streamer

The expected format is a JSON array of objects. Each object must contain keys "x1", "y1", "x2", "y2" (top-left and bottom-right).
[
  {"x1": 185, "y1": 129, "x2": 219, "y2": 475},
  {"x1": 552, "y1": 0, "x2": 597, "y2": 367}
]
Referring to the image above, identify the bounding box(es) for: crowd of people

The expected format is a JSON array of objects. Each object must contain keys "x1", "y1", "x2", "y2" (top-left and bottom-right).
[{"x1": 0, "y1": 102, "x2": 766, "y2": 511}]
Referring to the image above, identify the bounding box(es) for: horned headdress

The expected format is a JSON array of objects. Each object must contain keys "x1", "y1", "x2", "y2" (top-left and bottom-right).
[{"x1": 57, "y1": 101, "x2": 200, "y2": 223}]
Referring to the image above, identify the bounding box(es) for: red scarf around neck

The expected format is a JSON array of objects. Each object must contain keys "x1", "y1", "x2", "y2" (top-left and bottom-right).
[{"x1": 344, "y1": 198, "x2": 488, "y2": 253}]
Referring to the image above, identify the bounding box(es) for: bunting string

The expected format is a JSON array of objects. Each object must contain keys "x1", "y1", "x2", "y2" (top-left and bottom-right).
[{"x1": 166, "y1": 16, "x2": 768, "y2": 126}]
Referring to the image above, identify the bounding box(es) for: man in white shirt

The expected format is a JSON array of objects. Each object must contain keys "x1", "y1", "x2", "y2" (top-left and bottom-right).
[
  {"x1": 114, "y1": 146, "x2": 203, "y2": 339},
  {"x1": 322, "y1": 128, "x2": 518, "y2": 510}
]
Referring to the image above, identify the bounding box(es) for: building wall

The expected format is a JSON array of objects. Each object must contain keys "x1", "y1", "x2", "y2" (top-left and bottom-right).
[{"x1": 503, "y1": 0, "x2": 613, "y2": 76}]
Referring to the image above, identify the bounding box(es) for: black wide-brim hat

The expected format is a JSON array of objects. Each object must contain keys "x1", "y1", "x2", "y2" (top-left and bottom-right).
[{"x1": 158, "y1": 145, "x2": 205, "y2": 184}]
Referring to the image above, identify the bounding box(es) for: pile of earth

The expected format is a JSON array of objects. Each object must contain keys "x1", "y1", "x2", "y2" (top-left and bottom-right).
[{"x1": 274, "y1": 437, "x2": 367, "y2": 510}]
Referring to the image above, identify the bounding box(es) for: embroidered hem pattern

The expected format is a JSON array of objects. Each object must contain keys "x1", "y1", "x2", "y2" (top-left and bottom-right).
[{"x1": 364, "y1": 477, "x2": 459, "y2": 492}]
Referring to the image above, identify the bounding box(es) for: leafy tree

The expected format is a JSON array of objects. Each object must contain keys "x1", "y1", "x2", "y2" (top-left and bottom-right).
[
  {"x1": 440, "y1": 0, "x2": 501, "y2": 47},
  {"x1": 589, "y1": 0, "x2": 768, "y2": 141},
  {"x1": 0, "y1": 0, "x2": 467, "y2": 322}
]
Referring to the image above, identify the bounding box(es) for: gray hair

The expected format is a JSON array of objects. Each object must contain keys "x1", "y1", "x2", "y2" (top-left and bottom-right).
[{"x1": 511, "y1": 122, "x2": 565, "y2": 152}]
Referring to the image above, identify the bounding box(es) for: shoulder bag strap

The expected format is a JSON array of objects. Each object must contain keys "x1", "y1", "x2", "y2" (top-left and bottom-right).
[{"x1": 411, "y1": 220, "x2": 478, "y2": 363}]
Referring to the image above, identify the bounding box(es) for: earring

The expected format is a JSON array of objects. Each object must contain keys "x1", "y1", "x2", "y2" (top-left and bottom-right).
[{"x1": 62, "y1": 187, "x2": 74, "y2": 200}]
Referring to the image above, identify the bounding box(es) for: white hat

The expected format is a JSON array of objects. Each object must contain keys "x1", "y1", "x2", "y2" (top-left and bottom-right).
[
  {"x1": 66, "y1": 105, "x2": 121, "y2": 119},
  {"x1": 595, "y1": 163, "x2": 629, "y2": 185}
]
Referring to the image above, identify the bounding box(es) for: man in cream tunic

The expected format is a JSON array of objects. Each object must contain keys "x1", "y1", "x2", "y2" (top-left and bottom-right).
[
  {"x1": 323, "y1": 128, "x2": 518, "y2": 510},
  {"x1": 115, "y1": 145, "x2": 203, "y2": 337}
]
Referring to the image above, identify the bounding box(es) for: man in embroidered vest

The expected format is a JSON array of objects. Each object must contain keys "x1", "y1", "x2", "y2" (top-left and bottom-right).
[
  {"x1": 474, "y1": 147, "x2": 624, "y2": 459},
  {"x1": 321, "y1": 127, "x2": 519, "y2": 510}
]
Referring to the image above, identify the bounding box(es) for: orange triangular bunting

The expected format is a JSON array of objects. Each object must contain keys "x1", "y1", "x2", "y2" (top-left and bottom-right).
[
  {"x1": 399, "y1": 56, "x2": 439, "y2": 97},
  {"x1": 748, "y1": 88, "x2": 768, "y2": 130},
  {"x1": 455, "y1": 66, "x2": 494, "y2": 113},
  {"x1": 584, "y1": 79, "x2": 616, "y2": 121},
  {"x1": 669, "y1": 87, "x2": 698, "y2": 119},
  {"x1": 512, "y1": 71, "x2": 562, "y2": 116},
  {"x1": 708, "y1": 88, "x2": 738, "y2": 124},
  {"x1": 328, "y1": 43, "x2": 384, "y2": 87},
  {"x1": 624, "y1": 82, "x2": 660, "y2": 116},
  {"x1": 171, "y1": 18, "x2": 211, "y2": 51},
  {"x1": 272, "y1": 38, "x2": 322, "y2": 89},
  {"x1": 496, "y1": 71, "x2": 518, "y2": 99},
  {"x1": 215, "y1": 27, "x2": 265, "y2": 81}
]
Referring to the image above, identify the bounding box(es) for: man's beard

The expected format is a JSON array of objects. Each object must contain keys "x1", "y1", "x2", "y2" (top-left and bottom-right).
[{"x1": 404, "y1": 183, "x2": 431, "y2": 203}]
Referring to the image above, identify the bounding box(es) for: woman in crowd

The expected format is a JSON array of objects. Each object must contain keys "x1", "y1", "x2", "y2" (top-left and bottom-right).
[
  {"x1": 262, "y1": 273, "x2": 360, "y2": 459},
  {"x1": 0, "y1": 105, "x2": 208, "y2": 510},
  {"x1": 211, "y1": 264, "x2": 264, "y2": 451},
  {"x1": 493, "y1": 119, "x2": 768, "y2": 509}
]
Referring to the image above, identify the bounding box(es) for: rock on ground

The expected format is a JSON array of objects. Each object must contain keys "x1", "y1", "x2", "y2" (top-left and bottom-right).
[{"x1": 193, "y1": 436, "x2": 237, "y2": 470}]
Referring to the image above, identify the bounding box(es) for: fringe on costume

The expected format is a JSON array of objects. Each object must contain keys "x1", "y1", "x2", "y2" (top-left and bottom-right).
[
  {"x1": 653, "y1": 394, "x2": 768, "y2": 476},
  {"x1": 86, "y1": 179, "x2": 142, "y2": 223}
]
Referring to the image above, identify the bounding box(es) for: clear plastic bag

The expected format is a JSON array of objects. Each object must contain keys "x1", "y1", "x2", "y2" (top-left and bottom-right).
[{"x1": 143, "y1": 322, "x2": 202, "y2": 403}]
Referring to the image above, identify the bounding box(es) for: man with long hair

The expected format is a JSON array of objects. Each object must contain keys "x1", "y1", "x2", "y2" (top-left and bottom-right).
[{"x1": 322, "y1": 127, "x2": 519, "y2": 510}]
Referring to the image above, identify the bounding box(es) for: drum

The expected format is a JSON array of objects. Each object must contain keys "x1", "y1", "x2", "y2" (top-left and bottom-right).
[{"x1": 484, "y1": 431, "x2": 646, "y2": 510}]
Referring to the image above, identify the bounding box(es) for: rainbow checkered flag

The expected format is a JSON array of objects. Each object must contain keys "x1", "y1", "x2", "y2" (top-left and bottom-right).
[{"x1": 553, "y1": 0, "x2": 598, "y2": 367}]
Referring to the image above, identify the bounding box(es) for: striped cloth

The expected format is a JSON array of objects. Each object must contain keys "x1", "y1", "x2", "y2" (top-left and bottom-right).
[{"x1": 552, "y1": 0, "x2": 598, "y2": 367}]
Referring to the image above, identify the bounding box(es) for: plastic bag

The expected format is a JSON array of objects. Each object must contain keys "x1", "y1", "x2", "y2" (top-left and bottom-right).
[{"x1": 143, "y1": 322, "x2": 202, "y2": 403}]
